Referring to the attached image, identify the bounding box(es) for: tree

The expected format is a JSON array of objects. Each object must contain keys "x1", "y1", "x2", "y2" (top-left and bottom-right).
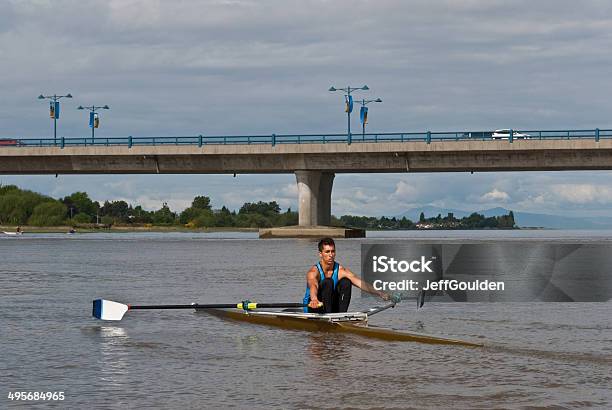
[
  {"x1": 0, "y1": 184, "x2": 20, "y2": 195},
  {"x1": 419, "y1": 212, "x2": 425, "y2": 222},
  {"x1": 191, "y1": 209, "x2": 215, "y2": 227},
  {"x1": 235, "y1": 212, "x2": 272, "y2": 228},
  {"x1": 0, "y1": 185, "x2": 61, "y2": 225},
  {"x1": 28, "y1": 201, "x2": 67, "y2": 226},
  {"x1": 463, "y1": 212, "x2": 485, "y2": 228},
  {"x1": 179, "y1": 196, "x2": 213, "y2": 225},
  {"x1": 276, "y1": 208, "x2": 298, "y2": 226},
  {"x1": 152, "y1": 202, "x2": 176, "y2": 225},
  {"x1": 100, "y1": 200, "x2": 130, "y2": 223},
  {"x1": 213, "y1": 206, "x2": 235, "y2": 227},
  {"x1": 0, "y1": 193, "x2": 29, "y2": 224},
  {"x1": 399, "y1": 216, "x2": 414, "y2": 229},
  {"x1": 179, "y1": 207, "x2": 203, "y2": 225},
  {"x1": 192, "y1": 196, "x2": 211, "y2": 210},
  {"x1": 72, "y1": 213, "x2": 92, "y2": 224},
  {"x1": 496, "y1": 211, "x2": 516, "y2": 228},
  {"x1": 131, "y1": 205, "x2": 153, "y2": 223},
  {"x1": 101, "y1": 215, "x2": 114, "y2": 226},
  {"x1": 239, "y1": 201, "x2": 280, "y2": 217},
  {"x1": 62, "y1": 192, "x2": 99, "y2": 221}
]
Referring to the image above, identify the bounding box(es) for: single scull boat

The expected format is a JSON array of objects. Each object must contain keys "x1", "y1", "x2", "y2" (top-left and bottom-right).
[
  {"x1": 201, "y1": 303, "x2": 481, "y2": 346},
  {"x1": 92, "y1": 299, "x2": 482, "y2": 347}
]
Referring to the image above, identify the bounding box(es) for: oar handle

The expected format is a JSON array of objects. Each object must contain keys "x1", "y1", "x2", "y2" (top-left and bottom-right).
[{"x1": 246, "y1": 303, "x2": 307, "y2": 309}]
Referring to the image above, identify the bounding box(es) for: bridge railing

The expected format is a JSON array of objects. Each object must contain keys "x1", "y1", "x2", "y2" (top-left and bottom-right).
[{"x1": 3, "y1": 128, "x2": 612, "y2": 148}]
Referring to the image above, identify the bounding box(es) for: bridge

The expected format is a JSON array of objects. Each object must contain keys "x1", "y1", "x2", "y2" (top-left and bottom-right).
[{"x1": 2, "y1": 128, "x2": 612, "y2": 230}]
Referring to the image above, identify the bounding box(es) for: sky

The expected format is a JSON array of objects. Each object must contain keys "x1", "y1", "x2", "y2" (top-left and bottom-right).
[{"x1": 2, "y1": 0, "x2": 612, "y2": 217}]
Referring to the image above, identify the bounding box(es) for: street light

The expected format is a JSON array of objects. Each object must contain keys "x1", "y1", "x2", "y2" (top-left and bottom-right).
[
  {"x1": 38, "y1": 93, "x2": 73, "y2": 145},
  {"x1": 356, "y1": 98, "x2": 382, "y2": 139},
  {"x1": 329, "y1": 85, "x2": 369, "y2": 144},
  {"x1": 77, "y1": 105, "x2": 110, "y2": 143}
]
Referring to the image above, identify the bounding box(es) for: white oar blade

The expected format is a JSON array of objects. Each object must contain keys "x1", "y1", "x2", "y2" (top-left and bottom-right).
[{"x1": 93, "y1": 299, "x2": 129, "y2": 321}]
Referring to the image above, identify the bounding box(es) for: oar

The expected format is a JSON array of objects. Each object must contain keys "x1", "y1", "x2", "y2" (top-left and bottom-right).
[
  {"x1": 417, "y1": 290, "x2": 426, "y2": 309},
  {"x1": 92, "y1": 299, "x2": 309, "y2": 321}
]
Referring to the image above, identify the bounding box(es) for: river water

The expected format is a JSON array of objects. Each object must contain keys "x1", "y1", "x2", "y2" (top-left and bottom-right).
[{"x1": 1, "y1": 231, "x2": 611, "y2": 409}]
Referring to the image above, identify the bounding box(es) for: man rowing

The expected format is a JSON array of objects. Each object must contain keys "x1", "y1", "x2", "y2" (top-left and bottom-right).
[{"x1": 304, "y1": 237, "x2": 396, "y2": 313}]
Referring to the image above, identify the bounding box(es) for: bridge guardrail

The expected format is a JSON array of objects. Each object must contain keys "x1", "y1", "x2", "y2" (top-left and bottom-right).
[{"x1": 3, "y1": 129, "x2": 612, "y2": 148}]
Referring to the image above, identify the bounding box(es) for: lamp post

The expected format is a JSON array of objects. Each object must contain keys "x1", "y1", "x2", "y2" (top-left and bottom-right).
[
  {"x1": 329, "y1": 85, "x2": 369, "y2": 144},
  {"x1": 38, "y1": 93, "x2": 73, "y2": 145},
  {"x1": 356, "y1": 98, "x2": 382, "y2": 139},
  {"x1": 77, "y1": 105, "x2": 110, "y2": 143}
]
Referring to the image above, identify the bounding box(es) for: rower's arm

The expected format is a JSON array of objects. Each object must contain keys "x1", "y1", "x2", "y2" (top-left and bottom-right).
[
  {"x1": 306, "y1": 267, "x2": 321, "y2": 308},
  {"x1": 340, "y1": 267, "x2": 389, "y2": 300}
]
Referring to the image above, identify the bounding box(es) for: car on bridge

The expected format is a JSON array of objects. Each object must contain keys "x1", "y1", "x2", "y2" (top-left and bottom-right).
[
  {"x1": 0, "y1": 139, "x2": 24, "y2": 146},
  {"x1": 492, "y1": 129, "x2": 530, "y2": 140}
]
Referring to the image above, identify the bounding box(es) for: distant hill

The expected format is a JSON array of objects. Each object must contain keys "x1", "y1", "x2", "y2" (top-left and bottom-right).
[{"x1": 397, "y1": 206, "x2": 612, "y2": 229}]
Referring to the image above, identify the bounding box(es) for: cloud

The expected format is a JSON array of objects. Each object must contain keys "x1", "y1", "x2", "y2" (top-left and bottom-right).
[
  {"x1": 279, "y1": 183, "x2": 298, "y2": 197},
  {"x1": 332, "y1": 197, "x2": 362, "y2": 214},
  {"x1": 550, "y1": 183, "x2": 612, "y2": 204},
  {"x1": 4, "y1": 0, "x2": 612, "y2": 138},
  {"x1": 479, "y1": 189, "x2": 510, "y2": 203},
  {"x1": 515, "y1": 193, "x2": 549, "y2": 211},
  {"x1": 389, "y1": 181, "x2": 419, "y2": 201},
  {"x1": 354, "y1": 189, "x2": 377, "y2": 202}
]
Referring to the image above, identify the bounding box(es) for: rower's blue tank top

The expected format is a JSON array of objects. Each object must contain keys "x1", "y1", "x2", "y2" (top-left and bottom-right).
[{"x1": 303, "y1": 262, "x2": 339, "y2": 312}]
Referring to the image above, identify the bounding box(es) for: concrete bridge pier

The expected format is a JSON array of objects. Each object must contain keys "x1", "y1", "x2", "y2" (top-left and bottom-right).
[
  {"x1": 295, "y1": 170, "x2": 334, "y2": 226},
  {"x1": 318, "y1": 172, "x2": 334, "y2": 226},
  {"x1": 259, "y1": 170, "x2": 364, "y2": 238}
]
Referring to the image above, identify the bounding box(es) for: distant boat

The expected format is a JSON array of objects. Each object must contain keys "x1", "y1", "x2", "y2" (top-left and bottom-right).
[{"x1": 3, "y1": 231, "x2": 23, "y2": 236}]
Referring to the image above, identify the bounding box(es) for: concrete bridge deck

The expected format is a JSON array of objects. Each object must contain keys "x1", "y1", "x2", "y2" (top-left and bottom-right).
[{"x1": 2, "y1": 139, "x2": 612, "y2": 174}]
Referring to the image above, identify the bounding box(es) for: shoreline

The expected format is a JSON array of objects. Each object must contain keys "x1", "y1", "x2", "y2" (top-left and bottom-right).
[
  {"x1": 1, "y1": 224, "x2": 548, "y2": 234},
  {"x1": 0, "y1": 225, "x2": 259, "y2": 234}
]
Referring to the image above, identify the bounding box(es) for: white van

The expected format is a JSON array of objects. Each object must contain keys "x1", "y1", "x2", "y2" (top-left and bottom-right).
[{"x1": 492, "y1": 129, "x2": 530, "y2": 140}]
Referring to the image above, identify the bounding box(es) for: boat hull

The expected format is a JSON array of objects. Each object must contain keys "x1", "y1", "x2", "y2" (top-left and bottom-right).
[{"x1": 199, "y1": 308, "x2": 482, "y2": 347}]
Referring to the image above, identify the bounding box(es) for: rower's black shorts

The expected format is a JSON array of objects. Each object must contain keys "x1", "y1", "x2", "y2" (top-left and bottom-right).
[{"x1": 308, "y1": 277, "x2": 351, "y2": 313}]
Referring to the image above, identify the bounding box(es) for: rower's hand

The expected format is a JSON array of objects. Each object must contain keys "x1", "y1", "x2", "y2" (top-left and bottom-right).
[
  {"x1": 381, "y1": 292, "x2": 402, "y2": 303},
  {"x1": 308, "y1": 299, "x2": 323, "y2": 309}
]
